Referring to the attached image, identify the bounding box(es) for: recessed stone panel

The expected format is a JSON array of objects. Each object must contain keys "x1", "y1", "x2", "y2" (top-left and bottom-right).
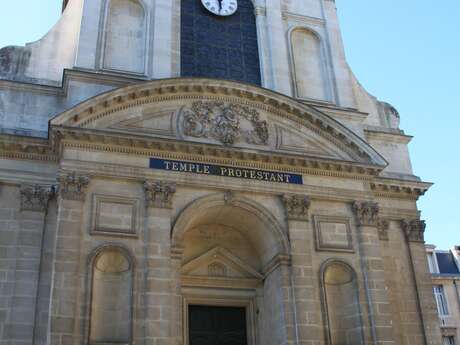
[
  {"x1": 313, "y1": 215, "x2": 353, "y2": 252},
  {"x1": 91, "y1": 194, "x2": 139, "y2": 237}
]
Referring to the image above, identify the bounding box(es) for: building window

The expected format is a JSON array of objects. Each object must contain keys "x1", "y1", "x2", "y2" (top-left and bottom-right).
[
  {"x1": 443, "y1": 336, "x2": 455, "y2": 345},
  {"x1": 322, "y1": 261, "x2": 364, "y2": 345},
  {"x1": 180, "y1": 0, "x2": 261, "y2": 86},
  {"x1": 427, "y1": 252, "x2": 439, "y2": 273},
  {"x1": 90, "y1": 248, "x2": 133, "y2": 344},
  {"x1": 433, "y1": 285, "x2": 449, "y2": 316}
]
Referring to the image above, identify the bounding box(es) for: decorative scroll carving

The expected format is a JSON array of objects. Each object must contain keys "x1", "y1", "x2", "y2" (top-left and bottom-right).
[
  {"x1": 223, "y1": 190, "x2": 234, "y2": 204},
  {"x1": 353, "y1": 201, "x2": 379, "y2": 227},
  {"x1": 377, "y1": 219, "x2": 390, "y2": 241},
  {"x1": 20, "y1": 184, "x2": 55, "y2": 212},
  {"x1": 401, "y1": 219, "x2": 425, "y2": 243},
  {"x1": 144, "y1": 181, "x2": 176, "y2": 209},
  {"x1": 282, "y1": 194, "x2": 311, "y2": 221},
  {"x1": 181, "y1": 101, "x2": 269, "y2": 146},
  {"x1": 58, "y1": 172, "x2": 90, "y2": 201}
]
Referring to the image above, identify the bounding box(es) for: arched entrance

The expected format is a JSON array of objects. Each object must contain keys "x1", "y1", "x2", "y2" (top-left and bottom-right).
[{"x1": 171, "y1": 194, "x2": 292, "y2": 345}]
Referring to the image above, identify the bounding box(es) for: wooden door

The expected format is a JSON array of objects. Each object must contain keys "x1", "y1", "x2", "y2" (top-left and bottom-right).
[{"x1": 189, "y1": 305, "x2": 247, "y2": 345}]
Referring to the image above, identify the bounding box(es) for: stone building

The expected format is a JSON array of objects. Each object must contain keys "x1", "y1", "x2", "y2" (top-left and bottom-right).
[
  {"x1": 0, "y1": 0, "x2": 442, "y2": 344},
  {"x1": 426, "y1": 245, "x2": 460, "y2": 345}
]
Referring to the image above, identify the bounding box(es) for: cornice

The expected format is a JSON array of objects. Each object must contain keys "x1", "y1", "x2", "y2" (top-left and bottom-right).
[
  {"x1": 0, "y1": 134, "x2": 58, "y2": 162},
  {"x1": 365, "y1": 128, "x2": 413, "y2": 144},
  {"x1": 50, "y1": 78, "x2": 388, "y2": 167},
  {"x1": 54, "y1": 126, "x2": 382, "y2": 180},
  {"x1": 371, "y1": 177, "x2": 433, "y2": 200}
]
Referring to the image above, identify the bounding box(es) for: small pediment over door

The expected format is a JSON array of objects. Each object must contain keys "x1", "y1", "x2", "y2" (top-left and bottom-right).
[{"x1": 180, "y1": 246, "x2": 263, "y2": 288}]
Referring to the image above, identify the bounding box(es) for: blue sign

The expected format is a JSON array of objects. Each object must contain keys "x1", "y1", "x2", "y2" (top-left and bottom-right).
[{"x1": 149, "y1": 158, "x2": 303, "y2": 185}]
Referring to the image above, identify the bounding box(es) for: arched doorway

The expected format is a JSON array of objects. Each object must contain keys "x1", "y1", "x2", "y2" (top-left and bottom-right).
[{"x1": 171, "y1": 194, "x2": 292, "y2": 345}]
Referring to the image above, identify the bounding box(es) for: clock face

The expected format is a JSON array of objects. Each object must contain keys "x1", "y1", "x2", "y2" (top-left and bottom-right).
[{"x1": 201, "y1": 0, "x2": 238, "y2": 16}]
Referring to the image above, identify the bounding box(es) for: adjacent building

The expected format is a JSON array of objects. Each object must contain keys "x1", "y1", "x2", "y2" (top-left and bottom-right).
[
  {"x1": 427, "y1": 245, "x2": 460, "y2": 345},
  {"x1": 0, "y1": 0, "x2": 443, "y2": 344}
]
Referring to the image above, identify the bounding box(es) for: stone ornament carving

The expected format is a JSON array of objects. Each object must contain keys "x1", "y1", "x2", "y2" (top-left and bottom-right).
[
  {"x1": 58, "y1": 172, "x2": 90, "y2": 201},
  {"x1": 144, "y1": 181, "x2": 176, "y2": 209},
  {"x1": 208, "y1": 262, "x2": 227, "y2": 277},
  {"x1": 20, "y1": 184, "x2": 55, "y2": 212},
  {"x1": 377, "y1": 219, "x2": 390, "y2": 241},
  {"x1": 282, "y1": 194, "x2": 311, "y2": 221},
  {"x1": 401, "y1": 219, "x2": 426, "y2": 243},
  {"x1": 181, "y1": 101, "x2": 269, "y2": 146},
  {"x1": 353, "y1": 201, "x2": 379, "y2": 227}
]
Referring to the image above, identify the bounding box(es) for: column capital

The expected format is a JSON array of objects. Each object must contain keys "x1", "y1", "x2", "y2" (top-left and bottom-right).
[
  {"x1": 254, "y1": 6, "x2": 266, "y2": 17},
  {"x1": 281, "y1": 194, "x2": 310, "y2": 221},
  {"x1": 352, "y1": 201, "x2": 379, "y2": 227},
  {"x1": 20, "y1": 184, "x2": 55, "y2": 212},
  {"x1": 377, "y1": 218, "x2": 390, "y2": 241},
  {"x1": 144, "y1": 180, "x2": 176, "y2": 209},
  {"x1": 58, "y1": 172, "x2": 90, "y2": 201},
  {"x1": 401, "y1": 219, "x2": 426, "y2": 243}
]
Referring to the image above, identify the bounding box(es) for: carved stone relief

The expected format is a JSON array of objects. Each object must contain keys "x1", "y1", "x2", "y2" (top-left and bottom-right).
[
  {"x1": 377, "y1": 219, "x2": 390, "y2": 241},
  {"x1": 282, "y1": 194, "x2": 311, "y2": 221},
  {"x1": 352, "y1": 201, "x2": 379, "y2": 227},
  {"x1": 144, "y1": 181, "x2": 176, "y2": 209},
  {"x1": 401, "y1": 219, "x2": 425, "y2": 243},
  {"x1": 20, "y1": 184, "x2": 55, "y2": 212},
  {"x1": 58, "y1": 172, "x2": 90, "y2": 201},
  {"x1": 181, "y1": 101, "x2": 269, "y2": 146}
]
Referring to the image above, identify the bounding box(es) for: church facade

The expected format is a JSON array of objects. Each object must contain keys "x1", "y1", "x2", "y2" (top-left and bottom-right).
[{"x1": 0, "y1": 1, "x2": 442, "y2": 345}]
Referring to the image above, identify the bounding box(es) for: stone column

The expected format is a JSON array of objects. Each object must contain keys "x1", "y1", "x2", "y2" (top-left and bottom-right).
[
  {"x1": 401, "y1": 219, "x2": 442, "y2": 345},
  {"x1": 264, "y1": 0, "x2": 292, "y2": 95},
  {"x1": 281, "y1": 194, "x2": 321, "y2": 345},
  {"x1": 352, "y1": 201, "x2": 395, "y2": 345},
  {"x1": 49, "y1": 172, "x2": 90, "y2": 345},
  {"x1": 143, "y1": 180, "x2": 176, "y2": 345},
  {"x1": 4, "y1": 184, "x2": 53, "y2": 345}
]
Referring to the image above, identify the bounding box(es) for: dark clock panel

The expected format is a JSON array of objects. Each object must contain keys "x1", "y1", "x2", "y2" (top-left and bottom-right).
[{"x1": 181, "y1": 0, "x2": 262, "y2": 86}]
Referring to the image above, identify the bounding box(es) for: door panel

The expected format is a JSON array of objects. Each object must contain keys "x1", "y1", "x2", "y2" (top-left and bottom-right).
[{"x1": 189, "y1": 305, "x2": 247, "y2": 345}]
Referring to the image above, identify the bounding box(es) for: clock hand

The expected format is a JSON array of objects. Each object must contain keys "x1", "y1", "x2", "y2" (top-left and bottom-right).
[{"x1": 217, "y1": 0, "x2": 222, "y2": 11}]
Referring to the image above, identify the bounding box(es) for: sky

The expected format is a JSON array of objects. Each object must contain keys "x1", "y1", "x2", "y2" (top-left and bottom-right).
[{"x1": 0, "y1": 1, "x2": 458, "y2": 249}]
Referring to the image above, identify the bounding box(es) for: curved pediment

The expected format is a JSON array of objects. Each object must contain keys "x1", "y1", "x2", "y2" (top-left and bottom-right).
[{"x1": 51, "y1": 78, "x2": 387, "y2": 167}]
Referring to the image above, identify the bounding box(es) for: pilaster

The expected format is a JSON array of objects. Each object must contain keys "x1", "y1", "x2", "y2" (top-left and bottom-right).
[
  {"x1": 401, "y1": 219, "x2": 442, "y2": 345},
  {"x1": 143, "y1": 180, "x2": 176, "y2": 345},
  {"x1": 49, "y1": 172, "x2": 90, "y2": 345},
  {"x1": 352, "y1": 201, "x2": 395, "y2": 345},
  {"x1": 265, "y1": 0, "x2": 292, "y2": 95},
  {"x1": 5, "y1": 184, "x2": 54, "y2": 345},
  {"x1": 281, "y1": 194, "x2": 321, "y2": 345}
]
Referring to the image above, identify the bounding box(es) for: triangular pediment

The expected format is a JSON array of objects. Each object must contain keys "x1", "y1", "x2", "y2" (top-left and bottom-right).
[
  {"x1": 50, "y1": 78, "x2": 387, "y2": 168},
  {"x1": 181, "y1": 246, "x2": 263, "y2": 280}
]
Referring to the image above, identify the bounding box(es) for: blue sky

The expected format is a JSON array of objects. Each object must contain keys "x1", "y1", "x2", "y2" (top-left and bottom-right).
[{"x1": 0, "y1": 1, "x2": 458, "y2": 249}]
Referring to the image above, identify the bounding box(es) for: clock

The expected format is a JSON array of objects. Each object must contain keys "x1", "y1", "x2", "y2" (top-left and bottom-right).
[{"x1": 201, "y1": 0, "x2": 238, "y2": 16}]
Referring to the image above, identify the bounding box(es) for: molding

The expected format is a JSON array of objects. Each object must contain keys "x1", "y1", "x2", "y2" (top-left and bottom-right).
[
  {"x1": 313, "y1": 215, "x2": 354, "y2": 252},
  {"x1": 20, "y1": 184, "x2": 55, "y2": 212},
  {"x1": 58, "y1": 172, "x2": 90, "y2": 201},
  {"x1": 281, "y1": 194, "x2": 310, "y2": 221},
  {"x1": 91, "y1": 194, "x2": 140, "y2": 237},
  {"x1": 144, "y1": 180, "x2": 176, "y2": 208},
  {"x1": 55, "y1": 127, "x2": 382, "y2": 180},
  {"x1": 353, "y1": 201, "x2": 379, "y2": 227},
  {"x1": 0, "y1": 134, "x2": 58, "y2": 162},
  {"x1": 282, "y1": 12, "x2": 325, "y2": 26}
]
